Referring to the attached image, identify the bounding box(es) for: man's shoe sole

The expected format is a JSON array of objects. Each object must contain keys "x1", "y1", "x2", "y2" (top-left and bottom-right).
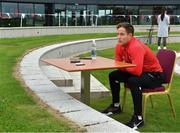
[{"x1": 132, "y1": 121, "x2": 144, "y2": 130}]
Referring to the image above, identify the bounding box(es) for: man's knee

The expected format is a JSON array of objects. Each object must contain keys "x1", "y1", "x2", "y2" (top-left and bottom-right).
[
  {"x1": 127, "y1": 76, "x2": 139, "y2": 88},
  {"x1": 109, "y1": 71, "x2": 113, "y2": 79},
  {"x1": 109, "y1": 70, "x2": 119, "y2": 80}
]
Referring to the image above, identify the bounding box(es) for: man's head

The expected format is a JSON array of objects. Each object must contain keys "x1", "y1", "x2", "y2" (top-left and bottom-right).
[{"x1": 116, "y1": 22, "x2": 134, "y2": 45}]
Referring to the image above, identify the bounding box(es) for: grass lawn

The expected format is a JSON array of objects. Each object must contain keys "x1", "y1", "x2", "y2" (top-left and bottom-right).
[
  {"x1": 0, "y1": 33, "x2": 119, "y2": 132},
  {"x1": 0, "y1": 32, "x2": 179, "y2": 131},
  {"x1": 88, "y1": 43, "x2": 180, "y2": 132}
]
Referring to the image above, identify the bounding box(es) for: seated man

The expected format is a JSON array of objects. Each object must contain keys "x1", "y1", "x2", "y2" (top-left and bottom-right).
[{"x1": 102, "y1": 22, "x2": 165, "y2": 129}]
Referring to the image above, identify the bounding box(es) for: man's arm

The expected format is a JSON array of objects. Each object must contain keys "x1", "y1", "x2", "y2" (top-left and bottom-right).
[{"x1": 115, "y1": 44, "x2": 123, "y2": 61}]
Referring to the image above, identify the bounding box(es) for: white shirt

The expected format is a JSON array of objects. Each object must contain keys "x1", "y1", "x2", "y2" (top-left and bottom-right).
[{"x1": 157, "y1": 14, "x2": 170, "y2": 37}]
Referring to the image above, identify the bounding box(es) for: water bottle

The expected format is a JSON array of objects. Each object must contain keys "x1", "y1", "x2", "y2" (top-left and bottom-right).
[{"x1": 91, "y1": 40, "x2": 97, "y2": 60}]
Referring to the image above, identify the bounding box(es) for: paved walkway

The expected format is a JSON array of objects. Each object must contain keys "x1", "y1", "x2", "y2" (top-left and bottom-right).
[{"x1": 19, "y1": 37, "x2": 180, "y2": 132}]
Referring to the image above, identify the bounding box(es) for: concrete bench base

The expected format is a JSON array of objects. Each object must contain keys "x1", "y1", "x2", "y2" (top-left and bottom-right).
[
  {"x1": 41, "y1": 65, "x2": 73, "y2": 86},
  {"x1": 41, "y1": 65, "x2": 110, "y2": 100},
  {"x1": 50, "y1": 79, "x2": 73, "y2": 87}
]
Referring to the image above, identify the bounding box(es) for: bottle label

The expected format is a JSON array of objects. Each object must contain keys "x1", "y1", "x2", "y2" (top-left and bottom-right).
[{"x1": 91, "y1": 49, "x2": 96, "y2": 59}]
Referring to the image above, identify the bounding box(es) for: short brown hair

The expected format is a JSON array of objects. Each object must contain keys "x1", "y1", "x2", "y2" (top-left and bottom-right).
[{"x1": 116, "y1": 22, "x2": 134, "y2": 36}]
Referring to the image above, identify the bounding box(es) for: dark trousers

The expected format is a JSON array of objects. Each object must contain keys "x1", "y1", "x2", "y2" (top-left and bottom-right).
[
  {"x1": 109, "y1": 70, "x2": 165, "y2": 115},
  {"x1": 158, "y1": 37, "x2": 167, "y2": 47}
]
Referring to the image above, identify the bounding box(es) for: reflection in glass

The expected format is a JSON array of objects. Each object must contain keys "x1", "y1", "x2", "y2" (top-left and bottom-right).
[
  {"x1": 87, "y1": 5, "x2": 98, "y2": 26},
  {"x1": 19, "y1": 3, "x2": 34, "y2": 26},
  {"x1": 66, "y1": 5, "x2": 75, "y2": 26},
  {"x1": 54, "y1": 4, "x2": 66, "y2": 26},
  {"x1": 35, "y1": 4, "x2": 45, "y2": 26},
  {"x1": 76, "y1": 5, "x2": 86, "y2": 26},
  {"x1": 139, "y1": 6, "x2": 153, "y2": 25},
  {"x1": 125, "y1": 6, "x2": 139, "y2": 24},
  {"x1": 66, "y1": 4, "x2": 86, "y2": 26},
  {"x1": 0, "y1": 2, "x2": 180, "y2": 27},
  {"x1": 1, "y1": 2, "x2": 19, "y2": 27},
  {"x1": 111, "y1": 6, "x2": 127, "y2": 25}
]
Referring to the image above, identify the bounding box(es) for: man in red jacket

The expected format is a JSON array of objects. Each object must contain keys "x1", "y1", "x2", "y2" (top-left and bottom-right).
[{"x1": 102, "y1": 22, "x2": 165, "y2": 129}]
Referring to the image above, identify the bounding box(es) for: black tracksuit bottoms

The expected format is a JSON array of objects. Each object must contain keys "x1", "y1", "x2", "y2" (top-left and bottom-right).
[{"x1": 109, "y1": 70, "x2": 165, "y2": 116}]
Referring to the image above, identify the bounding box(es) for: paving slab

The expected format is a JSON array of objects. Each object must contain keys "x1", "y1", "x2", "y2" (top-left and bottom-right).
[
  {"x1": 22, "y1": 74, "x2": 47, "y2": 80},
  {"x1": 86, "y1": 120, "x2": 138, "y2": 133},
  {"x1": 48, "y1": 98, "x2": 91, "y2": 113},
  {"x1": 36, "y1": 90, "x2": 74, "y2": 102},
  {"x1": 25, "y1": 79, "x2": 52, "y2": 86},
  {"x1": 30, "y1": 84, "x2": 60, "y2": 93},
  {"x1": 63, "y1": 108, "x2": 112, "y2": 126}
]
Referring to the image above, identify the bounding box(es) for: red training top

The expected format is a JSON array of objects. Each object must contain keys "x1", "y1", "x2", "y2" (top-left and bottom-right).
[{"x1": 115, "y1": 37, "x2": 163, "y2": 76}]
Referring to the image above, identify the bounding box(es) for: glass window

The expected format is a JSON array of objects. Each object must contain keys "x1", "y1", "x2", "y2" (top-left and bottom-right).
[
  {"x1": 19, "y1": 3, "x2": 34, "y2": 26},
  {"x1": 66, "y1": 4, "x2": 86, "y2": 26},
  {"x1": 125, "y1": 6, "x2": 139, "y2": 25},
  {"x1": 139, "y1": 6, "x2": 153, "y2": 25},
  {"x1": 98, "y1": 9, "x2": 105, "y2": 25},
  {"x1": 125, "y1": 6, "x2": 139, "y2": 15},
  {"x1": 54, "y1": 4, "x2": 66, "y2": 26},
  {"x1": 1, "y1": 2, "x2": 19, "y2": 27},
  {"x1": 34, "y1": 4, "x2": 45, "y2": 26},
  {"x1": 55, "y1": 4, "x2": 65, "y2": 11},
  {"x1": 87, "y1": 5, "x2": 98, "y2": 14},
  {"x1": 166, "y1": 6, "x2": 180, "y2": 24},
  {"x1": 174, "y1": 6, "x2": 180, "y2": 25},
  {"x1": 19, "y1": 3, "x2": 34, "y2": 14},
  {"x1": 112, "y1": 6, "x2": 127, "y2": 25},
  {"x1": 66, "y1": 5, "x2": 76, "y2": 26},
  {"x1": 76, "y1": 5, "x2": 86, "y2": 26},
  {"x1": 87, "y1": 5, "x2": 97, "y2": 26},
  {"x1": 2, "y1": 2, "x2": 18, "y2": 15},
  {"x1": 97, "y1": 6, "x2": 114, "y2": 25},
  {"x1": 98, "y1": 10, "x2": 105, "y2": 17},
  {"x1": 106, "y1": 10, "x2": 111, "y2": 15},
  {"x1": 176, "y1": 6, "x2": 180, "y2": 15}
]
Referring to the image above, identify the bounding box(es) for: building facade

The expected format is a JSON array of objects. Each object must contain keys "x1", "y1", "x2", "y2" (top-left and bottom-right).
[{"x1": 0, "y1": 0, "x2": 180, "y2": 27}]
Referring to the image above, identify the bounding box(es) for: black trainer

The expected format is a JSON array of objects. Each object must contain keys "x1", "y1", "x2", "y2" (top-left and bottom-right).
[
  {"x1": 101, "y1": 104, "x2": 122, "y2": 116},
  {"x1": 126, "y1": 115, "x2": 144, "y2": 130}
]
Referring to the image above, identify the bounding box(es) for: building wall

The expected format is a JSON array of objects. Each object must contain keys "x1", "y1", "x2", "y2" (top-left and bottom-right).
[{"x1": 1, "y1": 25, "x2": 180, "y2": 38}]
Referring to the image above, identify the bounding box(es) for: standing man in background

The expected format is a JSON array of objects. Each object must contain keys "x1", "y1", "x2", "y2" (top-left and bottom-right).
[{"x1": 157, "y1": 8, "x2": 170, "y2": 50}]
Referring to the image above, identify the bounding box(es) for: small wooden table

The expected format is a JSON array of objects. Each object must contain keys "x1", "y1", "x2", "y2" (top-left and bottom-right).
[{"x1": 42, "y1": 56, "x2": 136, "y2": 105}]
